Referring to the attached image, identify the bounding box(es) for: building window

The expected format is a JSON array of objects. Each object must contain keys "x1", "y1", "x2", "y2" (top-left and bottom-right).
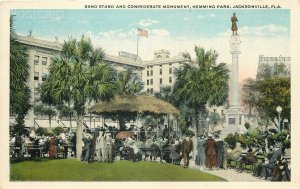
[
  {"x1": 150, "y1": 66, "x2": 153, "y2": 68},
  {"x1": 150, "y1": 70, "x2": 153, "y2": 76},
  {"x1": 150, "y1": 88, "x2": 153, "y2": 94},
  {"x1": 160, "y1": 69, "x2": 162, "y2": 75},
  {"x1": 221, "y1": 110, "x2": 224, "y2": 115},
  {"x1": 147, "y1": 80, "x2": 149, "y2": 85},
  {"x1": 147, "y1": 71, "x2": 149, "y2": 76},
  {"x1": 147, "y1": 89, "x2": 150, "y2": 93},
  {"x1": 169, "y1": 77, "x2": 172, "y2": 83},
  {"x1": 160, "y1": 78, "x2": 162, "y2": 84},
  {"x1": 169, "y1": 67, "x2": 172, "y2": 74},
  {"x1": 169, "y1": 63, "x2": 172, "y2": 66},
  {"x1": 150, "y1": 79, "x2": 153, "y2": 85},
  {"x1": 213, "y1": 109, "x2": 216, "y2": 113},
  {"x1": 42, "y1": 57, "x2": 47, "y2": 66},
  {"x1": 34, "y1": 55, "x2": 39, "y2": 65},
  {"x1": 34, "y1": 72, "x2": 39, "y2": 81},
  {"x1": 42, "y1": 73, "x2": 47, "y2": 81},
  {"x1": 160, "y1": 65, "x2": 162, "y2": 67}
]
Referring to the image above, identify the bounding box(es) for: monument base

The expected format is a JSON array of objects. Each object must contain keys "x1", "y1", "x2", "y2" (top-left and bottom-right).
[{"x1": 220, "y1": 106, "x2": 247, "y2": 138}]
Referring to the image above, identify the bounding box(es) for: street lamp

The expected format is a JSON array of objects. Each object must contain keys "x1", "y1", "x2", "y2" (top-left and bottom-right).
[
  {"x1": 206, "y1": 117, "x2": 210, "y2": 133},
  {"x1": 276, "y1": 106, "x2": 282, "y2": 131}
]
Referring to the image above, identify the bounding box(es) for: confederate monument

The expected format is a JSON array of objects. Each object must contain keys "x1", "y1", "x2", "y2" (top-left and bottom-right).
[
  {"x1": 221, "y1": 13, "x2": 247, "y2": 138},
  {"x1": 231, "y1": 13, "x2": 238, "y2": 35}
]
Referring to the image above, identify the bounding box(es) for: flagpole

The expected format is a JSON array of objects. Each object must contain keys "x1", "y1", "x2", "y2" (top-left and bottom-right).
[{"x1": 137, "y1": 29, "x2": 139, "y2": 58}]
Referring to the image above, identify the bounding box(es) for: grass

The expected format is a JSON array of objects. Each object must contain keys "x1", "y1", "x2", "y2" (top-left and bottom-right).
[{"x1": 10, "y1": 158, "x2": 226, "y2": 181}]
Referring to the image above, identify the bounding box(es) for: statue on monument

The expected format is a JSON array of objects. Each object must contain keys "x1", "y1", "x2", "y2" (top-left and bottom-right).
[{"x1": 231, "y1": 13, "x2": 238, "y2": 35}]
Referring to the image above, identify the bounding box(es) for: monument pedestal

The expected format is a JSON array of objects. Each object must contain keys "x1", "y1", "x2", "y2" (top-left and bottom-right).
[{"x1": 221, "y1": 107, "x2": 247, "y2": 138}]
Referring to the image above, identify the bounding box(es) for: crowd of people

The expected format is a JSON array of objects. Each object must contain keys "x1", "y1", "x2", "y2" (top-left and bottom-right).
[
  {"x1": 193, "y1": 132, "x2": 291, "y2": 181},
  {"x1": 9, "y1": 125, "x2": 291, "y2": 181}
]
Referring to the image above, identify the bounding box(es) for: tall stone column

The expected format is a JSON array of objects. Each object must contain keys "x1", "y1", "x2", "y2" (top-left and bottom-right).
[
  {"x1": 229, "y1": 35, "x2": 241, "y2": 108},
  {"x1": 221, "y1": 35, "x2": 247, "y2": 138}
]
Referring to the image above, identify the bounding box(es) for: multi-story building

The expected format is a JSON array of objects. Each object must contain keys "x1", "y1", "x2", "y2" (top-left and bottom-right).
[
  {"x1": 14, "y1": 34, "x2": 145, "y2": 128},
  {"x1": 142, "y1": 49, "x2": 189, "y2": 94},
  {"x1": 256, "y1": 55, "x2": 291, "y2": 80}
]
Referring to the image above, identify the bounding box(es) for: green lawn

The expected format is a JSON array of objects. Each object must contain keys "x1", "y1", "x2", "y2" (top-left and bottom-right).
[{"x1": 10, "y1": 158, "x2": 226, "y2": 181}]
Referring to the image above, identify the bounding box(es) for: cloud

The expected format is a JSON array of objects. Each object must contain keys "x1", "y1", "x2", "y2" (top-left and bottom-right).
[
  {"x1": 137, "y1": 18, "x2": 159, "y2": 27},
  {"x1": 77, "y1": 27, "x2": 289, "y2": 82},
  {"x1": 151, "y1": 29, "x2": 170, "y2": 37},
  {"x1": 217, "y1": 24, "x2": 289, "y2": 37},
  {"x1": 197, "y1": 13, "x2": 216, "y2": 19},
  {"x1": 98, "y1": 29, "x2": 123, "y2": 39}
]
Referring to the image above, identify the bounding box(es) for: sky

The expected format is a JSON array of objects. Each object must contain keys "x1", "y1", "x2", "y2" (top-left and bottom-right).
[{"x1": 11, "y1": 9, "x2": 290, "y2": 81}]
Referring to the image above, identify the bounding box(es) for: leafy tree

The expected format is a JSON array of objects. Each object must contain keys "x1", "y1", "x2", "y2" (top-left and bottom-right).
[
  {"x1": 56, "y1": 104, "x2": 75, "y2": 130},
  {"x1": 173, "y1": 47, "x2": 229, "y2": 135},
  {"x1": 154, "y1": 86, "x2": 174, "y2": 104},
  {"x1": 114, "y1": 70, "x2": 144, "y2": 130},
  {"x1": 242, "y1": 78, "x2": 257, "y2": 116},
  {"x1": 40, "y1": 36, "x2": 116, "y2": 159},
  {"x1": 10, "y1": 15, "x2": 31, "y2": 134},
  {"x1": 208, "y1": 112, "x2": 222, "y2": 127},
  {"x1": 33, "y1": 103, "x2": 56, "y2": 129},
  {"x1": 254, "y1": 77, "x2": 290, "y2": 131}
]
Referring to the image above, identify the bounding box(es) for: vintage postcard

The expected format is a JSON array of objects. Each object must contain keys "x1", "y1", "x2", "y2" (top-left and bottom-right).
[{"x1": 0, "y1": 0, "x2": 299, "y2": 189}]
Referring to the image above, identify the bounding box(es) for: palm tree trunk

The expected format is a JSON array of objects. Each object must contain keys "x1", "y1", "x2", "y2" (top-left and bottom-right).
[
  {"x1": 198, "y1": 104, "x2": 207, "y2": 134},
  {"x1": 194, "y1": 109, "x2": 199, "y2": 137},
  {"x1": 76, "y1": 114, "x2": 83, "y2": 160},
  {"x1": 49, "y1": 115, "x2": 52, "y2": 129}
]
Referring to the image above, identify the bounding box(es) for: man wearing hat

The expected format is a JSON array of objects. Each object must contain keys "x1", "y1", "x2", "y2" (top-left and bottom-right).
[{"x1": 181, "y1": 135, "x2": 194, "y2": 168}]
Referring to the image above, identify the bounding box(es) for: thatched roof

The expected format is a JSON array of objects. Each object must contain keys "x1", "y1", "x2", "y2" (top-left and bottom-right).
[{"x1": 90, "y1": 95, "x2": 180, "y2": 116}]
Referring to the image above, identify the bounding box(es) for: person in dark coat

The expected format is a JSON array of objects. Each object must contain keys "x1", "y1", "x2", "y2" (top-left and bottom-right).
[
  {"x1": 140, "y1": 127, "x2": 146, "y2": 142},
  {"x1": 71, "y1": 132, "x2": 77, "y2": 158},
  {"x1": 204, "y1": 133, "x2": 217, "y2": 170},
  {"x1": 260, "y1": 147, "x2": 285, "y2": 179},
  {"x1": 181, "y1": 135, "x2": 194, "y2": 168},
  {"x1": 81, "y1": 133, "x2": 92, "y2": 163},
  {"x1": 215, "y1": 135, "x2": 224, "y2": 169},
  {"x1": 196, "y1": 135, "x2": 206, "y2": 170}
]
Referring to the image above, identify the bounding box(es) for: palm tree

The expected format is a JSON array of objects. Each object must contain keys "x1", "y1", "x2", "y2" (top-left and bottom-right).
[
  {"x1": 173, "y1": 46, "x2": 229, "y2": 135},
  {"x1": 114, "y1": 70, "x2": 144, "y2": 130},
  {"x1": 40, "y1": 35, "x2": 116, "y2": 159},
  {"x1": 10, "y1": 15, "x2": 31, "y2": 133},
  {"x1": 116, "y1": 70, "x2": 144, "y2": 96}
]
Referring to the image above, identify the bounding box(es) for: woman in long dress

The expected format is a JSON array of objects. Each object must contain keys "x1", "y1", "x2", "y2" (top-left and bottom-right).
[
  {"x1": 49, "y1": 134, "x2": 57, "y2": 159},
  {"x1": 204, "y1": 134, "x2": 217, "y2": 170}
]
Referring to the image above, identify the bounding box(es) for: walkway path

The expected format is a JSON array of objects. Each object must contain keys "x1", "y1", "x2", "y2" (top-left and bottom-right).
[{"x1": 188, "y1": 160, "x2": 268, "y2": 182}]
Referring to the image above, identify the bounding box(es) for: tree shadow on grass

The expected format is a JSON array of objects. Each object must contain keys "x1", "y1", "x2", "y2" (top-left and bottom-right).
[{"x1": 10, "y1": 157, "x2": 51, "y2": 164}]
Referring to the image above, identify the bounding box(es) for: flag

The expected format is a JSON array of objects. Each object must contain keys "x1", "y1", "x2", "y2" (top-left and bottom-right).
[{"x1": 138, "y1": 28, "x2": 148, "y2": 37}]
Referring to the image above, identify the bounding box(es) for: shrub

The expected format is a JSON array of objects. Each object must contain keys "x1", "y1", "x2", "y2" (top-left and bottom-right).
[
  {"x1": 52, "y1": 126, "x2": 65, "y2": 136},
  {"x1": 35, "y1": 127, "x2": 49, "y2": 136}
]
